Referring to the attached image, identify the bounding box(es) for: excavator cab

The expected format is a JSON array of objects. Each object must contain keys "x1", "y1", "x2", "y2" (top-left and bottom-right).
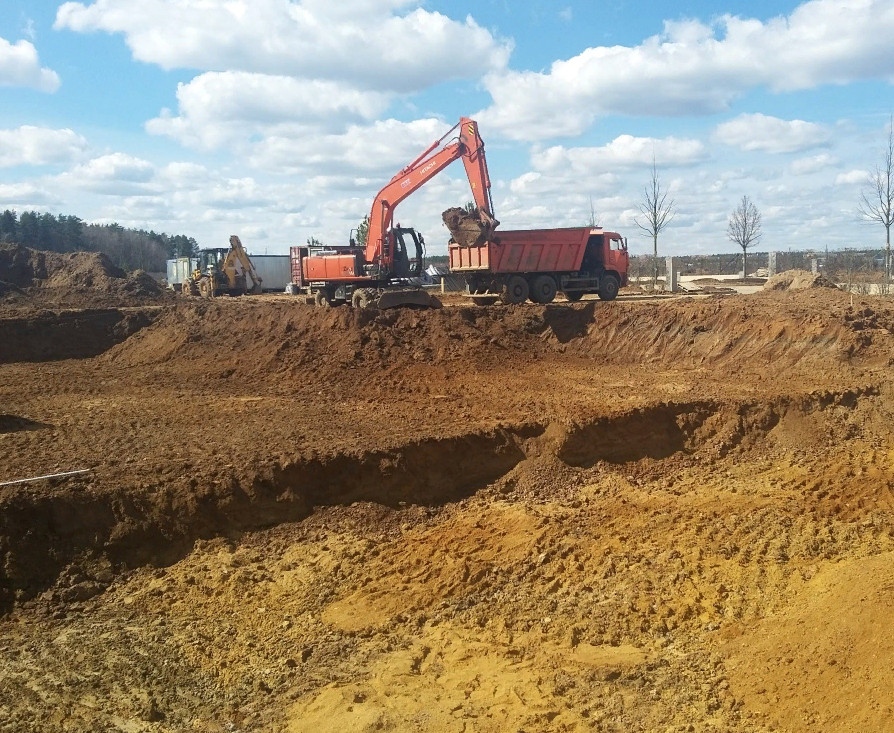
[{"x1": 389, "y1": 226, "x2": 425, "y2": 279}]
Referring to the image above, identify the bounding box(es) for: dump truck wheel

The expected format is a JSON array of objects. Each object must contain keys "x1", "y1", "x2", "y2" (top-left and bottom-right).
[
  {"x1": 530, "y1": 275, "x2": 557, "y2": 304},
  {"x1": 564, "y1": 290, "x2": 584, "y2": 302},
  {"x1": 500, "y1": 275, "x2": 529, "y2": 305},
  {"x1": 597, "y1": 275, "x2": 620, "y2": 301}
]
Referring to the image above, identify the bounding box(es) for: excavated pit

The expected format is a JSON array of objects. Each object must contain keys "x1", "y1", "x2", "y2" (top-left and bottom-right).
[
  {"x1": 0, "y1": 386, "x2": 886, "y2": 611},
  {"x1": 2, "y1": 288, "x2": 894, "y2": 732},
  {"x1": 0, "y1": 307, "x2": 160, "y2": 362}
]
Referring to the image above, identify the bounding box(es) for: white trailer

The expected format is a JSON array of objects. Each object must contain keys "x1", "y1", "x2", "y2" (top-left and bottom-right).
[
  {"x1": 249, "y1": 255, "x2": 291, "y2": 292},
  {"x1": 166, "y1": 257, "x2": 197, "y2": 290}
]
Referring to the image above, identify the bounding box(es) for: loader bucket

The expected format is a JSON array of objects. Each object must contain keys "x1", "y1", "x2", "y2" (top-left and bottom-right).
[{"x1": 442, "y1": 207, "x2": 500, "y2": 248}]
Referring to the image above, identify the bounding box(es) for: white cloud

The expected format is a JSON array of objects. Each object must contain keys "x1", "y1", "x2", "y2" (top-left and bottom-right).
[
  {"x1": 789, "y1": 153, "x2": 838, "y2": 175},
  {"x1": 0, "y1": 37, "x2": 60, "y2": 92},
  {"x1": 247, "y1": 117, "x2": 449, "y2": 175},
  {"x1": 147, "y1": 72, "x2": 391, "y2": 149},
  {"x1": 62, "y1": 153, "x2": 157, "y2": 194},
  {"x1": 0, "y1": 126, "x2": 87, "y2": 167},
  {"x1": 531, "y1": 135, "x2": 708, "y2": 174},
  {"x1": 479, "y1": 0, "x2": 894, "y2": 140},
  {"x1": 0, "y1": 182, "x2": 60, "y2": 206},
  {"x1": 715, "y1": 114, "x2": 832, "y2": 154},
  {"x1": 836, "y1": 169, "x2": 868, "y2": 185},
  {"x1": 55, "y1": 0, "x2": 509, "y2": 93}
]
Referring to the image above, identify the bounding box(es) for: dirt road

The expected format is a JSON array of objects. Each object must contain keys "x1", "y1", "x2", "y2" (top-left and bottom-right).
[{"x1": 1, "y1": 287, "x2": 893, "y2": 732}]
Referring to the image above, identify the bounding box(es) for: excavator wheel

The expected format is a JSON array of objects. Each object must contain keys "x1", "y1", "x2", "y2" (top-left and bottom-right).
[
  {"x1": 198, "y1": 277, "x2": 214, "y2": 299},
  {"x1": 314, "y1": 289, "x2": 332, "y2": 308},
  {"x1": 351, "y1": 288, "x2": 379, "y2": 309}
]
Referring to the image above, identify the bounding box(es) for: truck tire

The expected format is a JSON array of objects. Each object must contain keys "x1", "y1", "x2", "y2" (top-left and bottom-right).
[
  {"x1": 564, "y1": 290, "x2": 584, "y2": 302},
  {"x1": 598, "y1": 274, "x2": 620, "y2": 301},
  {"x1": 529, "y1": 274, "x2": 557, "y2": 304},
  {"x1": 500, "y1": 275, "x2": 529, "y2": 305}
]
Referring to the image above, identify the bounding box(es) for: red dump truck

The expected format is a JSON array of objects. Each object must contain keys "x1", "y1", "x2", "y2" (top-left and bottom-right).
[{"x1": 448, "y1": 227, "x2": 629, "y2": 304}]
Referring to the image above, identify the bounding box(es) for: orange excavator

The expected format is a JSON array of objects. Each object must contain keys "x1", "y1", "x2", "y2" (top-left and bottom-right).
[{"x1": 296, "y1": 117, "x2": 496, "y2": 308}]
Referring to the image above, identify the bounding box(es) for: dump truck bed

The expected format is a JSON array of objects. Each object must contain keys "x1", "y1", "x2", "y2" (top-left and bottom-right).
[{"x1": 449, "y1": 227, "x2": 592, "y2": 274}]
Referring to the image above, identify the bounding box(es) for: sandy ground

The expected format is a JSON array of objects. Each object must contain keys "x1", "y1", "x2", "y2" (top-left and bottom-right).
[{"x1": 2, "y1": 285, "x2": 894, "y2": 732}]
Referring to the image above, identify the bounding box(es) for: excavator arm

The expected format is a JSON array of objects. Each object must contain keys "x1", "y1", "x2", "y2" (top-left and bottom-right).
[{"x1": 364, "y1": 117, "x2": 494, "y2": 268}]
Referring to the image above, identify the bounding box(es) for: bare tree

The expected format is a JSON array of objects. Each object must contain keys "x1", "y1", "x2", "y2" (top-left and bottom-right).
[
  {"x1": 635, "y1": 157, "x2": 675, "y2": 288},
  {"x1": 858, "y1": 116, "x2": 894, "y2": 288},
  {"x1": 587, "y1": 195, "x2": 602, "y2": 228},
  {"x1": 728, "y1": 196, "x2": 763, "y2": 277}
]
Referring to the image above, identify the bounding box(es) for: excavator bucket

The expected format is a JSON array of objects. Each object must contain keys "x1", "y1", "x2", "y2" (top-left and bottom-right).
[{"x1": 442, "y1": 207, "x2": 500, "y2": 248}]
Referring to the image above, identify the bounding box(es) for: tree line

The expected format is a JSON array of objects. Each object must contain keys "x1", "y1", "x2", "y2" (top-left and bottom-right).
[{"x1": 0, "y1": 209, "x2": 199, "y2": 272}]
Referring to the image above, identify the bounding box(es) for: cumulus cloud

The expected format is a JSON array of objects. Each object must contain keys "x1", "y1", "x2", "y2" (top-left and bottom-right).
[
  {"x1": 715, "y1": 114, "x2": 832, "y2": 154},
  {"x1": 0, "y1": 126, "x2": 87, "y2": 167},
  {"x1": 532, "y1": 135, "x2": 708, "y2": 174},
  {"x1": 836, "y1": 169, "x2": 868, "y2": 185},
  {"x1": 0, "y1": 182, "x2": 60, "y2": 206},
  {"x1": 479, "y1": 0, "x2": 894, "y2": 140},
  {"x1": 55, "y1": 0, "x2": 509, "y2": 93},
  {"x1": 147, "y1": 72, "x2": 391, "y2": 149},
  {"x1": 247, "y1": 117, "x2": 450, "y2": 175},
  {"x1": 789, "y1": 153, "x2": 838, "y2": 175},
  {"x1": 0, "y1": 37, "x2": 60, "y2": 92},
  {"x1": 62, "y1": 153, "x2": 157, "y2": 194}
]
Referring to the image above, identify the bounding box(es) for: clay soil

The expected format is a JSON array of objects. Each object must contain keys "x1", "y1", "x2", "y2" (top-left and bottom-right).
[{"x1": 2, "y1": 284, "x2": 894, "y2": 733}]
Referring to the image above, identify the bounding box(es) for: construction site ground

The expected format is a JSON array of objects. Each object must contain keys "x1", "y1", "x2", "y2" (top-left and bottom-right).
[{"x1": 2, "y1": 281, "x2": 894, "y2": 732}]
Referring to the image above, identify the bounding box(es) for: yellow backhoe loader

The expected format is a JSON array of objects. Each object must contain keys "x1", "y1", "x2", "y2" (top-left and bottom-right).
[{"x1": 182, "y1": 235, "x2": 263, "y2": 297}]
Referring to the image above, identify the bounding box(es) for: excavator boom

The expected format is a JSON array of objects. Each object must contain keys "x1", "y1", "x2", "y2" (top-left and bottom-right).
[{"x1": 365, "y1": 117, "x2": 495, "y2": 267}]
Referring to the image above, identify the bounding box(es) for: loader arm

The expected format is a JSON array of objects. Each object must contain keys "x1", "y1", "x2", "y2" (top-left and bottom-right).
[
  {"x1": 227, "y1": 235, "x2": 263, "y2": 293},
  {"x1": 365, "y1": 117, "x2": 494, "y2": 267}
]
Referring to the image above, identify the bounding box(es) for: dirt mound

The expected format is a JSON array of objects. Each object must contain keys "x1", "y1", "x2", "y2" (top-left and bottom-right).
[
  {"x1": 102, "y1": 300, "x2": 588, "y2": 384},
  {"x1": 764, "y1": 268, "x2": 839, "y2": 291},
  {"x1": 578, "y1": 289, "x2": 894, "y2": 373},
  {"x1": 101, "y1": 290, "x2": 894, "y2": 393},
  {"x1": 0, "y1": 243, "x2": 165, "y2": 308},
  {"x1": 442, "y1": 206, "x2": 499, "y2": 247}
]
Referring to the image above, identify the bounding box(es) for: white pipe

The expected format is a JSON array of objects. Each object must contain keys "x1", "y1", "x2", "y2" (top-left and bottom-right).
[{"x1": 0, "y1": 469, "x2": 91, "y2": 488}]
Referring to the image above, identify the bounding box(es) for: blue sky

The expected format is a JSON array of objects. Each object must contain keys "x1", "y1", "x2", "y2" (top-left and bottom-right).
[{"x1": 2, "y1": 0, "x2": 894, "y2": 257}]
